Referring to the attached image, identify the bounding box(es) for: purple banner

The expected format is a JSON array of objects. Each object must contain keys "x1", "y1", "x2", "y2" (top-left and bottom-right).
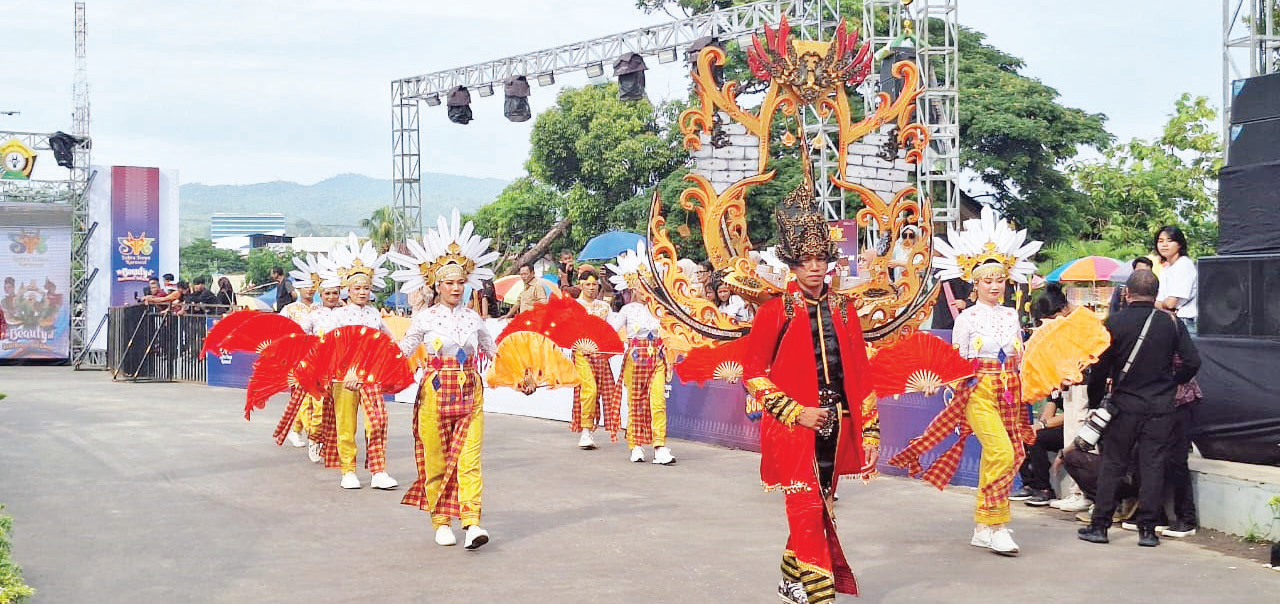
[{"x1": 110, "y1": 166, "x2": 160, "y2": 305}]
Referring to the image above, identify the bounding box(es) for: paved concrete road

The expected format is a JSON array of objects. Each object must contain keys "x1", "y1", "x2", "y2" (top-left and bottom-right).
[{"x1": 2, "y1": 366, "x2": 1278, "y2": 603}]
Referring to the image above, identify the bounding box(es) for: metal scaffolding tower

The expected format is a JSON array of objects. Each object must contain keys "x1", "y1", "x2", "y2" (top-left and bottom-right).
[
  {"x1": 391, "y1": 0, "x2": 834, "y2": 237},
  {"x1": 1223, "y1": 0, "x2": 1280, "y2": 161},
  {"x1": 71, "y1": 1, "x2": 100, "y2": 367}
]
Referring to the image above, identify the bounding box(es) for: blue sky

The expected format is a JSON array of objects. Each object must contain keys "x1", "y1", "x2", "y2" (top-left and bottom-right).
[{"x1": 5, "y1": 1, "x2": 1221, "y2": 186}]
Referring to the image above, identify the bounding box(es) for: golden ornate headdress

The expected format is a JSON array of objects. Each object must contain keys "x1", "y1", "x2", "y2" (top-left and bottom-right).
[
  {"x1": 289, "y1": 253, "x2": 326, "y2": 292},
  {"x1": 320, "y1": 233, "x2": 389, "y2": 289},
  {"x1": 387, "y1": 209, "x2": 499, "y2": 292},
  {"x1": 773, "y1": 174, "x2": 837, "y2": 266},
  {"x1": 932, "y1": 206, "x2": 1042, "y2": 284}
]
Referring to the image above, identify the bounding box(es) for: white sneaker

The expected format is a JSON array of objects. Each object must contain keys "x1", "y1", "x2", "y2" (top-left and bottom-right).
[
  {"x1": 630, "y1": 446, "x2": 645, "y2": 462},
  {"x1": 652, "y1": 446, "x2": 676, "y2": 465},
  {"x1": 286, "y1": 430, "x2": 307, "y2": 448},
  {"x1": 307, "y1": 442, "x2": 322, "y2": 463},
  {"x1": 370, "y1": 472, "x2": 398, "y2": 490},
  {"x1": 578, "y1": 429, "x2": 597, "y2": 450},
  {"x1": 970, "y1": 526, "x2": 992, "y2": 549},
  {"x1": 989, "y1": 528, "x2": 1019, "y2": 556},
  {"x1": 1053, "y1": 495, "x2": 1091, "y2": 512},
  {"x1": 464, "y1": 525, "x2": 490, "y2": 550},
  {"x1": 340, "y1": 472, "x2": 360, "y2": 489},
  {"x1": 434, "y1": 525, "x2": 457, "y2": 546}
]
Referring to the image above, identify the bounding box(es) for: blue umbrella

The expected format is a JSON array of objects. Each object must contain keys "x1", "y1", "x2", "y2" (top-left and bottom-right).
[
  {"x1": 578, "y1": 230, "x2": 646, "y2": 260},
  {"x1": 385, "y1": 291, "x2": 409, "y2": 309}
]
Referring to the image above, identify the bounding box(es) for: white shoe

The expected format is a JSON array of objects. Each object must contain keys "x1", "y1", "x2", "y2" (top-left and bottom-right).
[
  {"x1": 307, "y1": 442, "x2": 322, "y2": 463},
  {"x1": 340, "y1": 472, "x2": 360, "y2": 489},
  {"x1": 629, "y1": 446, "x2": 645, "y2": 462},
  {"x1": 1053, "y1": 495, "x2": 1091, "y2": 512},
  {"x1": 577, "y1": 429, "x2": 597, "y2": 450},
  {"x1": 434, "y1": 525, "x2": 457, "y2": 546},
  {"x1": 652, "y1": 446, "x2": 676, "y2": 465},
  {"x1": 464, "y1": 525, "x2": 490, "y2": 550},
  {"x1": 286, "y1": 430, "x2": 307, "y2": 448},
  {"x1": 370, "y1": 472, "x2": 398, "y2": 490},
  {"x1": 989, "y1": 528, "x2": 1019, "y2": 556},
  {"x1": 970, "y1": 526, "x2": 992, "y2": 549}
]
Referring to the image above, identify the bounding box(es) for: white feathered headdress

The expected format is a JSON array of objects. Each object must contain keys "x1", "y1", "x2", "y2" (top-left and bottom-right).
[
  {"x1": 319, "y1": 233, "x2": 389, "y2": 289},
  {"x1": 289, "y1": 253, "x2": 326, "y2": 291},
  {"x1": 386, "y1": 209, "x2": 499, "y2": 293},
  {"x1": 606, "y1": 242, "x2": 650, "y2": 292},
  {"x1": 932, "y1": 206, "x2": 1042, "y2": 284}
]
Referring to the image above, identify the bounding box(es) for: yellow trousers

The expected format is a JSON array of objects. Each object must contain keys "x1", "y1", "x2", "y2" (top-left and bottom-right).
[
  {"x1": 292, "y1": 394, "x2": 323, "y2": 436},
  {"x1": 622, "y1": 359, "x2": 667, "y2": 448},
  {"x1": 332, "y1": 384, "x2": 374, "y2": 474},
  {"x1": 964, "y1": 377, "x2": 1016, "y2": 525},
  {"x1": 574, "y1": 352, "x2": 598, "y2": 428},
  {"x1": 417, "y1": 380, "x2": 485, "y2": 528}
]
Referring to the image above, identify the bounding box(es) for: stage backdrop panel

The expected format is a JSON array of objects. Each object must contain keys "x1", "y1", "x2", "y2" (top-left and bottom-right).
[
  {"x1": 0, "y1": 203, "x2": 72, "y2": 360},
  {"x1": 86, "y1": 165, "x2": 180, "y2": 351}
]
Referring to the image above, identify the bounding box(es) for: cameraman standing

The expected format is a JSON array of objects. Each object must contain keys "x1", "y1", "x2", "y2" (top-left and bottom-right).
[{"x1": 1078, "y1": 270, "x2": 1199, "y2": 547}]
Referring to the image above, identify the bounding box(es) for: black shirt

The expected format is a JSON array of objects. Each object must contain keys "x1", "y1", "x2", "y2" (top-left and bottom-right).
[
  {"x1": 1086, "y1": 302, "x2": 1200, "y2": 415},
  {"x1": 274, "y1": 279, "x2": 296, "y2": 312}
]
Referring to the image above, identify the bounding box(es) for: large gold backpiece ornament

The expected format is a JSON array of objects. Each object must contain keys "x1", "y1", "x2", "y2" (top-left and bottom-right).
[{"x1": 626, "y1": 17, "x2": 937, "y2": 353}]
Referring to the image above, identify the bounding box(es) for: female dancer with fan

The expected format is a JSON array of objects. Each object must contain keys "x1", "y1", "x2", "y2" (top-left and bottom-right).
[
  {"x1": 279, "y1": 254, "x2": 325, "y2": 455},
  {"x1": 388, "y1": 210, "x2": 500, "y2": 550},
  {"x1": 570, "y1": 266, "x2": 620, "y2": 450},
  {"x1": 889, "y1": 207, "x2": 1042, "y2": 556},
  {"x1": 312, "y1": 234, "x2": 398, "y2": 491}
]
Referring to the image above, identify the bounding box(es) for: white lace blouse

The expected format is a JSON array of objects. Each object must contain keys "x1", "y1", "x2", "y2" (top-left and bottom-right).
[
  {"x1": 951, "y1": 300, "x2": 1022, "y2": 361},
  {"x1": 301, "y1": 305, "x2": 343, "y2": 335},
  {"x1": 609, "y1": 301, "x2": 661, "y2": 339},
  {"x1": 399, "y1": 302, "x2": 496, "y2": 360}
]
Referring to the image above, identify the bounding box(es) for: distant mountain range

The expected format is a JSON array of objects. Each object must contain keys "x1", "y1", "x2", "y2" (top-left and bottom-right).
[{"x1": 179, "y1": 172, "x2": 510, "y2": 245}]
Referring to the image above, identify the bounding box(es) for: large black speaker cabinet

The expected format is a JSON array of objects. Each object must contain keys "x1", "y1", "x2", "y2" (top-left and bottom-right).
[
  {"x1": 1197, "y1": 254, "x2": 1280, "y2": 338},
  {"x1": 1231, "y1": 72, "x2": 1280, "y2": 125},
  {"x1": 1228, "y1": 117, "x2": 1280, "y2": 166},
  {"x1": 1218, "y1": 160, "x2": 1280, "y2": 254}
]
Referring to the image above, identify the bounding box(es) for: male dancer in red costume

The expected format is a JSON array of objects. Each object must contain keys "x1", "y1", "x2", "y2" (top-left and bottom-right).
[{"x1": 743, "y1": 180, "x2": 878, "y2": 604}]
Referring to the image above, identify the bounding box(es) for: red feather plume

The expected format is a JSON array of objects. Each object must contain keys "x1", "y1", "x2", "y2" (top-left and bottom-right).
[
  {"x1": 676, "y1": 336, "x2": 754, "y2": 385},
  {"x1": 869, "y1": 332, "x2": 975, "y2": 397},
  {"x1": 200, "y1": 309, "x2": 265, "y2": 356},
  {"x1": 294, "y1": 325, "x2": 414, "y2": 399},
  {"x1": 244, "y1": 333, "x2": 318, "y2": 420},
  {"x1": 215, "y1": 313, "x2": 305, "y2": 354}
]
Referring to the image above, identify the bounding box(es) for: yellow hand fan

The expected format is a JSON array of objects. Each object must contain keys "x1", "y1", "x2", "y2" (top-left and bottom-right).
[
  {"x1": 486, "y1": 332, "x2": 581, "y2": 394},
  {"x1": 1021, "y1": 306, "x2": 1111, "y2": 401}
]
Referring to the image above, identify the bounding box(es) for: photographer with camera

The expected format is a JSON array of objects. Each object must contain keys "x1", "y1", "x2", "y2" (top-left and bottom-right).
[{"x1": 1077, "y1": 270, "x2": 1199, "y2": 547}]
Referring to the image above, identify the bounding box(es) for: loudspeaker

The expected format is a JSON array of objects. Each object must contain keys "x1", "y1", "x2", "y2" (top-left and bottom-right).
[
  {"x1": 1231, "y1": 72, "x2": 1280, "y2": 124},
  {"x1": 1218, "y1": 160, "x2": 1280, "y2": 255},
  {"x1": 1228, "y1": 117, "x2": 1280, "y2": 166},
  {"x1": 1197, "y1": 254, "x2": 1280, "y2": 338}
]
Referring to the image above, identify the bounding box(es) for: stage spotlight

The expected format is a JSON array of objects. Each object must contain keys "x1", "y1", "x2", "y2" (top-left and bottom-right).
[
  {"x1": 478, "y1": 84, "x2": 495, "y2": 97},
  {"x1": 585, "y1": 63, "x2": 605, "y2": 78},
  {"x1": 446, "y1": 86, "x2": 472, "y2": 124},
  {"x1": 424, "y1": 93, "x2": 442, "y2": 106},
  {"x1": 657, "y1": 48, "x2": 678, "y2": 64},
  {"x1": 685, "y1": 36, "x2": 723, "y2": 85},
  {"x1": 48, "y1": 131, "x2": 85, "y2": 169},
  {"x1": 536, "y1": 72, "x2": 556, "y2": 87},
  {"x1": 503, "y1": 75, "x2": 532, "y2": 122},
  {"x1": 614, "y1": 52, "x2": 648, "y2": 101}
]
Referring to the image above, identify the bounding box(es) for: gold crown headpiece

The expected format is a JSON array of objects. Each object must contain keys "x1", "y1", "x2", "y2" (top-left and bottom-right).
[
  {"x1": 933, "y1": 206, "x2": 1042, "y2": 284},
  {"x1": 773, "y1": 175, "x2": 837, "y2": 266},
  {"x1": 319, "y1": 233, "x2": 389, "y2": 289},
  {"x1": 387, "y1": 209, "x2": 499, "y2": 293}
]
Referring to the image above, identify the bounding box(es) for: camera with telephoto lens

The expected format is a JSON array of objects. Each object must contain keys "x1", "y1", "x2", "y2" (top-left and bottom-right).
[{"x1": 1073, "y1": 401, "x2": 1117, "y2": 452}]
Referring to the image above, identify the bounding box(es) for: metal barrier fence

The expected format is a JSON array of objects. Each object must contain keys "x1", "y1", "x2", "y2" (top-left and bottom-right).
[{"x1": 107, "y1": 304, "x2": 229, "y2": 382}]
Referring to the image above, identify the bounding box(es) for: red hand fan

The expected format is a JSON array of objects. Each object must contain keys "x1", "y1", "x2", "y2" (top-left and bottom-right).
[
  {"x1": 540, "y1": 294, "x2": 623, "y2": 354},
  {"x1": 497, "y1": 303, "x2": 550, "y2": 344},
  {"x1": 299, "y1": 325, "x2": 415, "y2": 398},
  {"x1": 244, "y1": 333, "x2": 318, "y2": 419},
  {"x1": 200, "y1": 309, "x2": 265, "y2": 356},
  {"x1": 868, "y1": 332, "x2": 974, "y2": 397},
  {"x1": 214, "y1": 313, "x2": 305, "y2": 354},
  {"x1": 676, "y1": 336, "x2": 753, "y2": 385}
]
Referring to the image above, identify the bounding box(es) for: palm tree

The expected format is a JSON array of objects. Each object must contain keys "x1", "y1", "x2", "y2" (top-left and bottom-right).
[{"x1": 360, "y1": 206, "x2": 405, "y2": 253}]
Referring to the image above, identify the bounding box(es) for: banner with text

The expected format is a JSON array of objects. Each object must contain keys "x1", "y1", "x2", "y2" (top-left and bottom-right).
[
  {"x1": 110, "y1": 166, "x2": 161, "y2": 305},
  {"x1": 0, "y1": 203, "x2": 71, "y2": 359}
]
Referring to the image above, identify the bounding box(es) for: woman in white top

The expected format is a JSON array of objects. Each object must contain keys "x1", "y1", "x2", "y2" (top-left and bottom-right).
[
  {"x1": 710, "y1": 276, "x2": 753, "y2": 322},
  {"x1": 1154, "y1": 225, "x2": 1198, "y2": 334}
]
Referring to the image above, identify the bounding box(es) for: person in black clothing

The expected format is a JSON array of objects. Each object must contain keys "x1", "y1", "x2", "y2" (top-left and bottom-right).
[
  {"x1": 214, "y1": 276, "x2": 237, "y2": 311},
  {"x1": 930, "y1": 277, "x2": 972, "y2": 330},
  {"x1": 185, "y1": 276, "x2": 218, "y2": 310},
  {"x1": 1078, "y1": 270, "x2": 1200, "y2": 547},
  {"x1": 271, "y1": 266, "x2": 296, "y2": 312}
]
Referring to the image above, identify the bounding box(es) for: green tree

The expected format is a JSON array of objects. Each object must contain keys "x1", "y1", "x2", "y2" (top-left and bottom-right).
[
  {"x1": 956, "y1": 27, "x2": 1111, "y2": 243},
  {"x1": 179, "y1": 239, "x2": 247, "y2": 282},
  {"x1": 360, "y1": 205, "x2": 405, "y2": 253},
  {"x1": 469, "y1": 177, "x2": 568, "y2": 258},
  {"x1": 245, "y1": 247, "x2": 300, "y2": 287},
  {"x1": 1071, "y1": 93, "x2": 1222, "y2": 259}
]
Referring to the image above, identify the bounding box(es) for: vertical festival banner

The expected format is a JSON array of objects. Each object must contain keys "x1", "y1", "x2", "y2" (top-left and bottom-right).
[
  {"x1": 0, "y1": 203, "x2": 72, "y2": 359},
  {"x1": 829, "y1": 218, "x2": 861, "y2": 276},
  {"x1": 110, "y1": 166, "x2": 160, "y2": 305}
]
